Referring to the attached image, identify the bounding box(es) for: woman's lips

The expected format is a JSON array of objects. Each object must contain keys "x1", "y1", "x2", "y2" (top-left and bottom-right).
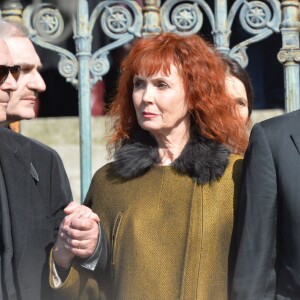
[{"x1": 142, "y1": 112, "x2": 158, "y2": 118}]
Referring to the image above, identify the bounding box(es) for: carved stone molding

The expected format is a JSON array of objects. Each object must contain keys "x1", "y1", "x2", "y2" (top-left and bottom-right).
[{"x1": 278, "y1": 49, "x2": 300, "y2": 63}]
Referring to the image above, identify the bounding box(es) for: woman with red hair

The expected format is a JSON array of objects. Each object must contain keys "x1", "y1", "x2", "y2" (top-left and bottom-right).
[{"x1": 51, "y1": 33, "x2": 247, "y2": 300}]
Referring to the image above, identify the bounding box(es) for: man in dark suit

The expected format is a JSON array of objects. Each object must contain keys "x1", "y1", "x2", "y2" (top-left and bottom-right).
[
  {"x1": 232, "y1": 109, "x2": 300, "y2": 299},
  {"x1": 0, "y1": 37, "x2": 73, "y2": 300},
  {"x1": 0, "y1": 25, "x2": 102, "y2": 299}
]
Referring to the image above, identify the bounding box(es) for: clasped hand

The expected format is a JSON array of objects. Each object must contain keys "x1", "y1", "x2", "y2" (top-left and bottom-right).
[{"x1": 53, "y1": 201, "x2": 100, "y2": 269}]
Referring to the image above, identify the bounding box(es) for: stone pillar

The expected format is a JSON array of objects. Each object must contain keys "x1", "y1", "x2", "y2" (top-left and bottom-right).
[{"x1": 277, "y1": 0, "x2": 300, "y2": 112}]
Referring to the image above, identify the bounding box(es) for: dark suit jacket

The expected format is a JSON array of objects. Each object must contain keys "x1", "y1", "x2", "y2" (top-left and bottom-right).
[
  {"x1": 0, "y1": 126, "x2": 72, "y2": 300},
  {"x1": 232, "y1": 109, "x2": 300, "y2": 299}
]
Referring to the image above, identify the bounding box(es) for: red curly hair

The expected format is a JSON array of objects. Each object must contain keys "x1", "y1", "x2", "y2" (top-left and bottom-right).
[{"x1": 108, "y1": 33, "x2": 248, "y2": 154}]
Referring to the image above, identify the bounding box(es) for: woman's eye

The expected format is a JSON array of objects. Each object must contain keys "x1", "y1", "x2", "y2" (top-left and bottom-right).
[
  {"x1": 236, "y1": 98, "x2": 247, "y2": 107},
  {"x1": 133, "y1": 80, "x2": 144, "y2": 89},
  {"x1": 157, "y1": 81, "x2": 168, "y2": 88}
]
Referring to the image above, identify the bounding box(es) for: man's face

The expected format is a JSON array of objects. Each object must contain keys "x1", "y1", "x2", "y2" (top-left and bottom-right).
[
  {"x1": 0, "y1": 39, "x2": 18, "y2": 122},
  {"x1": 5, "y1": 37, "x2": 46, "y2": 122}
]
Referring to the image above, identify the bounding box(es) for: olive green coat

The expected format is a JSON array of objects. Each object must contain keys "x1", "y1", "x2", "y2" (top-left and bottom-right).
[{"x1": 51, "y1": 153, "x2": 242, "y2": 300}]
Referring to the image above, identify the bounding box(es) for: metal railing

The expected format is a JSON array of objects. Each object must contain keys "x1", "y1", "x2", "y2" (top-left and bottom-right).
[{"x1": 1, "y1": 0, "x2": 299, "y2": 201}]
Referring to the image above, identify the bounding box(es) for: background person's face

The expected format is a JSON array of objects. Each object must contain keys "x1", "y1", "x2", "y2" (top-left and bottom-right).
[
  {"x1": 225, "y1": 75, "x2": 249, "y2": 124},
  {"x1": 132, "y1": 64, "x2": 190, "y2": 138},
  {"x1": 0, "y1": 39, "x2": 18, "y2": 122},
  {"x1": 6, "y1": 37, "x2": 46, "y2": 122}
]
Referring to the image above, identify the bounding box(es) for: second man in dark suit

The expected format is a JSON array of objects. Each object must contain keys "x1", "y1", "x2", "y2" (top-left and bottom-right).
[{"x1": 232, "y1": 109, "x2": 300, "y2": 299}]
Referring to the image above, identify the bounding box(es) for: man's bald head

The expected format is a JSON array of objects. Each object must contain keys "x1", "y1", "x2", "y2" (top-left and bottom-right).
[
  {"x1": 0, "y1": 39, "x2": 11, "y2": 64},
  {"x1": 0, "y1": 19, "x2": 28, "y2": 38}
]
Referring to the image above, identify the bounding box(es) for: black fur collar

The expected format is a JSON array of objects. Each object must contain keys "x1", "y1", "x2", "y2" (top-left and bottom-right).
[{"x1": 113, "y1": 129, "x2": 230, "y2": 184}]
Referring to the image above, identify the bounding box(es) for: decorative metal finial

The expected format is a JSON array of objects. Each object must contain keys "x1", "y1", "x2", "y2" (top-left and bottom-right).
[
  {"x1": 1, "y1": 0, "x2": 23, "y2": 22},
  {"x1": 141, "y1": 0, "x2": 162, "y2": 36}
]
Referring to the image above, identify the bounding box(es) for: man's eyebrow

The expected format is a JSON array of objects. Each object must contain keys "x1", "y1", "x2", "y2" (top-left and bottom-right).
[
  {"x1": 18, "y1": 62, "x2": 43, "y2": 71},
  {"x1": 18, "y1": 62, "x2": 34, "y2": 69}
]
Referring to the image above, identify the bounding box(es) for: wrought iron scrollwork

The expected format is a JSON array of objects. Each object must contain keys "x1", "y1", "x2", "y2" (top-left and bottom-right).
[
  {"x1": 160, "y1": 0, "x2": 281, "y2": 67},
  {"x1": 89, "y1": 51, "x2": 110, "y2": 86},
  {"x1": 23, "y1": 4, "x2": 78, "y2": 86},
  {"x1": 89, "y1": 1, "x2": 143, "y2": 85},
  {"x1": 171, "y1": 3, "x2": 202, "y2": 33},
  {"x1": 102, "y1": 5, "x2": 133, "y2": 37},
  {"x1": 161, "y1": 0, "x2": 214, "y2": 35},
  {"x1": 228, "y1": 0, "x2": 281, "y2": 67},
  {"x1": 32, "y1": 6, "x2": 64, "y2": 40},
  {"x1": 22, "y1": 1, "x2": 143, "y2": 88},
  {"x1": 239, "y1": 1, "x2": 272, "y2": 34}
]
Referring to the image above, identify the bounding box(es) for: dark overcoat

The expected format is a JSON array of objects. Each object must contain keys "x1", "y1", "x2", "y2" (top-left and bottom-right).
[
  {"x1": 0, "y1": 126, "x2": 71, "y2": 300},
  {"x1": 232, "y1": 109, "x2": 300, "y2": 299}
]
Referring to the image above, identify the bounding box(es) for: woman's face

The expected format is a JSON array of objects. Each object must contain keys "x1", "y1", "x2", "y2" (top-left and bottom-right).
[
  {"x1": 132, "y1": 64, "x2": 190, "y2": 137},
  {"x1": 225, "y1": 75, "x2": 249, "y2": 124}
]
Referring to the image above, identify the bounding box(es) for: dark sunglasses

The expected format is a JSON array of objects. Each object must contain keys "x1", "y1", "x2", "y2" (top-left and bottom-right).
[{"x1": 0, "y1": 65, "x2": 21, "y2": 85}]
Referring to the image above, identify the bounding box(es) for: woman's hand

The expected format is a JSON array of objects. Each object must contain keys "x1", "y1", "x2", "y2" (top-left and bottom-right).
[{"x1": 53, "y1": 201, "x2": 100, "y2": 269}]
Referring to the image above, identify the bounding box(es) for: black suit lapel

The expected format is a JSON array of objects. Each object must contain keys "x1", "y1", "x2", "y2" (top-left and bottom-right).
[{"x1": 291, "y1": 134, "x2": 300, "y2": 156}]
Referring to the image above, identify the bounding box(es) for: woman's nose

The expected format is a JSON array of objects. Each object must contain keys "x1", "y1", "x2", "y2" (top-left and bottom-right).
[{"x1": 142, "y1": 86, "x2": 155, "y2": 103}]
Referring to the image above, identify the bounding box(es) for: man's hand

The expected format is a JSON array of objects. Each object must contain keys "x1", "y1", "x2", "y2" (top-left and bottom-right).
[{"x1": 53, "y1": 201, "x2": 100, "y2": 269}]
